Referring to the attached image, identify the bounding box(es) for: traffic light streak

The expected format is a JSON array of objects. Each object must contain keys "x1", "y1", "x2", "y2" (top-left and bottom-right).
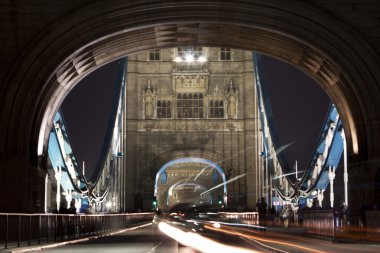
[{"x1": 204, "y1": 224, "x2": 327, "y2": 253}]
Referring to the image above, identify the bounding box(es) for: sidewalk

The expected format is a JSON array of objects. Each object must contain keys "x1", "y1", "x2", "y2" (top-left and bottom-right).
[
  {"x1": 0, "y1": 236, "x2": 97, "y2": 253},
  {"x1": 266, "y1": 223, "x2": 380, "y2": 245},
  {"x1": 246, "y1": 224, "x2": 380, "y2": 253},
  {"x1": 0, "y1": 222, "x2": 152, "y2": 253},
  {"x1": 266, "y1": 225, "x2": 304, "y2": 235}
]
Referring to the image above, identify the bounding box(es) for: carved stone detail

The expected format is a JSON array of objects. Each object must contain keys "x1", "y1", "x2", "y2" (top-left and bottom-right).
[
  {"x1": 225, "y1": 79, "x2": 239, "y2": 119},
  {"x1": 143, "y1": 80, "x2": 156, "y2": 119},
  {"x1": 173, "y1": 74, "x2": 208, "y2": 93},
  {"x1": 131, "y1": 119, "x2": 247, "y2": 131}
]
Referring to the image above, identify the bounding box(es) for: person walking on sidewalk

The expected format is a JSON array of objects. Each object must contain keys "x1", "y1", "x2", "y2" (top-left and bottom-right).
[
  {"x1": 257, "y1": 197, "x2": 268, "y2": 226},
  {"x1": 281, "y1": 204, "x2": 291, "y2": 229}
]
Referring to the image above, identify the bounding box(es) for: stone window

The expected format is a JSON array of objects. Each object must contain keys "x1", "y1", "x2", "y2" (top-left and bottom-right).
[
  {"x1": 177, "y1": 93, "x2": 204, "y2": 118},
  {"x1": 157, "y1": 100, "x2": 171, "y2": 118},
  {"x1": 220, "y1": 47, "x2": 231, "y2": 61},
  {"x1": 149, "y1": 49, "x2": 160, "y2": 61},
  {"x1": 209, "y1": 100, "x2": 224, "y2": 118}
]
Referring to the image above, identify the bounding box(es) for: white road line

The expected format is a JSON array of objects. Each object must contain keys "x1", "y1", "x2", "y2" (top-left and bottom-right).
[
  {"x1": 147, "y1": 240, "x2": 164, "y2": 253},
  {"x1": 241, "y1": 236, "x2": 290, "y2": 253}
]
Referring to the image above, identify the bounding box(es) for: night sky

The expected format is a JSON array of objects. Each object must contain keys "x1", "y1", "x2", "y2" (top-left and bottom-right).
[
  {"x1": 61, "y1": 53, "x2": 330, "y2": 179},
  {"x1": 61, "y1": 60, "x2": 121, "y2": 177}
]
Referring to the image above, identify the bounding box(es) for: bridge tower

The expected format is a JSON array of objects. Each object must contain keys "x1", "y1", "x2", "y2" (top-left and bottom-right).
[{"x1": 122, "y1": 47, "x2": 262, "y2": 211}]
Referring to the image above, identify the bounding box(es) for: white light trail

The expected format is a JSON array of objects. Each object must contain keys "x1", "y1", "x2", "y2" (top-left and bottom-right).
[
  {"x1": 268, "y1": 142, "x2": 295, "y2": 160},
  {"x1": 194, "y1": 167, "x2": 207, "y2": 181},
  {"x1": 201, "y1": 174, "x2": 246, "y2": 195},
  {"x1": 272, "y1": 171, "x2": 303, "y2": 180},
  {"x1": 158, "y1": 222, "x2": 257, "y2": 253}
]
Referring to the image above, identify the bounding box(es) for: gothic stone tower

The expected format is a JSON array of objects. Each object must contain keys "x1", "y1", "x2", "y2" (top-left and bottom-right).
[{"x1": 122, "y1": 47, "x2": 260, "y2": 211}]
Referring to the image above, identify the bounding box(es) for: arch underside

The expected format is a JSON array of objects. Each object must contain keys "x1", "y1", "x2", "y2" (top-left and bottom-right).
[
  {"x1": 1, "y1": 1, "x2": 380, "y2": 213},
  {"x1": 38, "y1": 21, "x2": 363, "y2": 158},
  {"x1": 29, "y1": 11, "x2": 378, "y2": 165}
]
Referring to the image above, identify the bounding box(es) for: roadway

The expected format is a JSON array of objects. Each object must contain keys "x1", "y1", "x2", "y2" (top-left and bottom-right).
[
  {"x1": 28, "y1": 222, "x2": 260, "y2": 253},
  {"x1": 29, "y1": 224, "x2": 179, "y2": 253},
  {"x1": 14, "y1": 222, "x2": 380, "y2": 253}
]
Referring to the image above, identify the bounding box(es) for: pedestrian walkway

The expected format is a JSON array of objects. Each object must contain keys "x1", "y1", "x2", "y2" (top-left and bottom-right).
[
  {"x1": 250, "y1": 224, "x2": 380, "y2": 253},
  {"x1": 0, "y1": 223, "x2": 152, "y2": 253}
]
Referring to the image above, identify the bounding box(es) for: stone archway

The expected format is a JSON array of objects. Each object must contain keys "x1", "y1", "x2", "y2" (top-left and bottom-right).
[
  {"x1": 1, "y1": 0, "x2": 379, "y2": 211},
  {"x1": 149, "y1": 149, "x2": 225, "y2": 181},
  {"x1": 153, "y1": 157, "x2": 226, "y2": 212}
]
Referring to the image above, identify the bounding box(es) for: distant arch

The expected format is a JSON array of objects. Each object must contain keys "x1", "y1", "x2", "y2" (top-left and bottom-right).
[{"x1": 154, "y1": 157, "x2": 227, "y2": 196}]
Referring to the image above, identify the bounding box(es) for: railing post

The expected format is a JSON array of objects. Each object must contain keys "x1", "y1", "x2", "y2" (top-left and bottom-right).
[
  {"x1": 73, "y1": 215, "x2": 76, "y2": 239},
  {"x1": 72, "y1": 216, "x2": 75, "y2": 239},
  {"x1": 18, "y1": 215, "x2": 21, "y2": 247},
  {"x1": 84, "y1": 215, "x2": 87, "y2": 236},
  {"x1": 47, "y1": 215, "x2": 49, "y2": 242},
  {"x1": 54, "y1": 215, "x2": 57, "y2": 242},
  {"x1": 91, "y1": 215, "x2": 93, "y2": 235},
  {"x1": 332, "y1": 210, "x2": 335, "y2": 240},
  {"x1": 101, "y1": 215, "x2": 104, "y2": 235},
  {"x1": 5, "y1": 214, "x2": 8, "y2": 249},
  {"x1": 39, "y1": 215, "x2": 41, "y2": 244},
  {"x1": 62, "y1": 216, "x2": 65, "y2": 241},
  {"x1": 67, "y1": 216, "x2": 70, "y2": 240},
  {"x1": 29, "y1": 215, "x2": 31, "y2": 246}
]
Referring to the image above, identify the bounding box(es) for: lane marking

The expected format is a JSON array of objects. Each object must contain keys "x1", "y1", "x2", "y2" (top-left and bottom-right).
[
  {"x1": 147, "y1": 239, "x2": 164, "y2": 253},
  {"x1": 241, "y1": 236, "x2": 290, "y2": 253}
]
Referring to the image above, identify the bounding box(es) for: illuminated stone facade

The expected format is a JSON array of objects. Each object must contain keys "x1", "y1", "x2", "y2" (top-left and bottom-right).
[{"x1": 123, "y1": 47, "x2": 260, "y2": 211}]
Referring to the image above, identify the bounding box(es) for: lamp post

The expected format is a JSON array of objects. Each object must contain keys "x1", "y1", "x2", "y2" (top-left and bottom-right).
[
  {"x1": 328, "y1": 166, "x2": 336, "y2": 208},
  {"x1": 55, "y1": 167, "x2": 62, "y2": 211},
  {"x1": 341, "y1": 130, "x2": 348, "y2": 206}
]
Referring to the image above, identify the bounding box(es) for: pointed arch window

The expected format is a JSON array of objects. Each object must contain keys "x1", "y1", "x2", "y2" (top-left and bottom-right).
[
  {"x1": 177, "y1": 92, "x2": 204, "y2": 118},
  {"x1": 157, "y1": 100, "x2": 172, "y2": 118},
  {"x1": 209, "y1": 100, "x2": 224, "y2": 118}
]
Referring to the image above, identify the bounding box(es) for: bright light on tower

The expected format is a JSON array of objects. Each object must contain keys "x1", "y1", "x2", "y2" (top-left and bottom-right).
[
  {"x1": 198, "y1": 56, "x2": 207, "y2": 62},
  {"x1": 185, "y1": 54, "x2": 194, "y2": 62},
  {"x1": 174, "y1": 56, "x2": 183, "y2": 62}
]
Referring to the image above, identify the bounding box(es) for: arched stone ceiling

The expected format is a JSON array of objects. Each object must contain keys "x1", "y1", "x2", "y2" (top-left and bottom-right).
[{"x1": 1, "y1": 0, "x2": 379, "y2": 170}]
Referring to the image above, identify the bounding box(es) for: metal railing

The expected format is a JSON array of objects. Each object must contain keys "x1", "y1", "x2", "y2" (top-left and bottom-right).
[
  {"x1": 218, "y1": 212, "x2": 259, "y2": 226},
  {"x1": 302, "y1": 209, "x2": 335, "y2": 238},
  {"x1": 302, "y1": 209, "x2": 380, "y2": 243},
  {"x1": 0, "y1": 212, "x2": 154, "y2": 249}
]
